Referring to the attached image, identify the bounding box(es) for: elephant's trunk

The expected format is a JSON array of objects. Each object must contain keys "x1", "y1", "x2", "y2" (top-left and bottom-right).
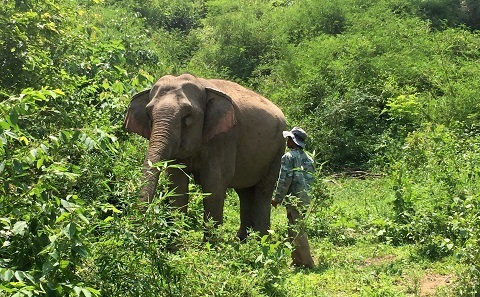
[{"x1": 140, "y1": 119, "x2": 178, "y2": 202}]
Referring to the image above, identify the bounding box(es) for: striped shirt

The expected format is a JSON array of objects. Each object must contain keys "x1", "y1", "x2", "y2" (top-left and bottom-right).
[{"x1": 273, "y1": 148, "x2": 314, "y2": 206}]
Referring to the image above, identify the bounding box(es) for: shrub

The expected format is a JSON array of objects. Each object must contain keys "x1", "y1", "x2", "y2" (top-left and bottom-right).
[
  {"x1": 284, "y1": 0, "x2": 348, "y2": 43},
  {"x1": 0, "y1": 87, "x2": 118, "y2": 296},
  {"x1": 387, "y1": 124, "x2": 480, "y2": 261},
  {"x1": 189, "y1": 0, "x2": 288, "y2": 81},
  {"x1": 0, "y1": 0, "x2": 79, "y2": 92},
  {"x1": 134, "y1": 0, "x2": 206, "y2": 32}
]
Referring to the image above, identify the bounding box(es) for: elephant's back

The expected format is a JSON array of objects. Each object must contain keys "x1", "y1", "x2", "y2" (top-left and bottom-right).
[
  {"x1": 208, "y1": 79, "x2": 286, "y2": 188},
  {"x1": 208, "y1": 79, "x2": 285, "y2": 119}
]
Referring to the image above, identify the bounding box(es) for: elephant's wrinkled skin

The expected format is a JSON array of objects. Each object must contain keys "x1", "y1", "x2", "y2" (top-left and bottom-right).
[{"x1": 124, "y1": 73, "x2": 286, "y2": 240}]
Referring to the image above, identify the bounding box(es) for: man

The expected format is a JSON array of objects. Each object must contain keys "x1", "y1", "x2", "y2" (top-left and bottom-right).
[{"x1": 272, "y1": 127, "x2": 315, "y2": 268}]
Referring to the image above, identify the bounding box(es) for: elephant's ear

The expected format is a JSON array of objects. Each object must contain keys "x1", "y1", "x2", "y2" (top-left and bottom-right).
[
  {"x1": 203, "y1": 87, "x2": 236, "y2": 143},
  {"x1": 123, "y1": 89, "x2": 152, "y2": 139}
]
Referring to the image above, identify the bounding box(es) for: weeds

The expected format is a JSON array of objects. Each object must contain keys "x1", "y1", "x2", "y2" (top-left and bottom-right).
[{"x1": 1, "y1": 0, "x2": 480, "y2": 295}]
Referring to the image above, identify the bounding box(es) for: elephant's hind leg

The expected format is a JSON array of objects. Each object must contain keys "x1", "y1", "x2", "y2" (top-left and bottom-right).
[
  {"x1": 236, "y1": 186, "x2": 255, "y2": 241},
  {"x1": 251, "y1": 146, "x2": 284, "y2": 235},
  {"x1": 236, "y1": 145, "x2": 284, "y2": 241}
]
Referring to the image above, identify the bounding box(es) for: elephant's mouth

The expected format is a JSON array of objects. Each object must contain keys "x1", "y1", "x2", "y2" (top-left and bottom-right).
[{"x1": 174, "y1": 144, "x2": 198, "y2": 161}]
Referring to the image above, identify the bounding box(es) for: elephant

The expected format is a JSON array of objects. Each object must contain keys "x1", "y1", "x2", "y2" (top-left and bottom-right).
[{"x1": 123, "y1": 73, "x2": 286, "y2": 240}]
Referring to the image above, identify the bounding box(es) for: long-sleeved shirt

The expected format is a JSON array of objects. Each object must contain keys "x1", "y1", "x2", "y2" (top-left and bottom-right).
[{"x1": 273, "y1": 148, "x2": 315, "y2": 206}]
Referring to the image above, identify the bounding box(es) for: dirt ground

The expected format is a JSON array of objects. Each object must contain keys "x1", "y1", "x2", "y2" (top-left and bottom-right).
[
  {"x1": 419, "y1": 273, "x2": 453, "y2": 296},
  {"x1": 363, "y1": 255, "x2": 454, "y2": 296}
]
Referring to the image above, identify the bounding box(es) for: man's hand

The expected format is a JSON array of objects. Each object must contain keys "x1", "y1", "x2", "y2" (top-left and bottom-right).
[{"x1": 271, "y1": 199, "x2": 278, "y2": 208}]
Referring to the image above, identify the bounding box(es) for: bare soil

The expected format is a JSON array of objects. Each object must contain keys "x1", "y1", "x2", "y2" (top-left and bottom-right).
[{"x1": 419, "y1": 273, "x2": 453, "y2": 296}]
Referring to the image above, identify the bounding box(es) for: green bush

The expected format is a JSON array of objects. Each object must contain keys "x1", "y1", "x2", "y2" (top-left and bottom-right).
[
  {"x1": 387, "y1": 125, "x2": 480, "y2": 261},
  {"x1": 283, "y1": 0, "x2": 348, "y2": 43},
  {"x1": 0, "y1": 0, "x2": 79, "y2": 92},
  {"x1": 385, "y1": 124, "x2": 480, "y2": 293},
  {"x1": 134, "y1": 0, "x2": 206, "y2": 32},
  {"x1": 409, "y1": 0, "x2": 480, "y2": 30},
  {"x1": 189, "y1": 0, "x2": 288, "y2": 81},
  {"x1": 87, "y1": 192, "x2": 186, "y2": 297},
  {"x1": 0, "y1": 87, "x2": 117, "y2": 296},
  {"x1": 2, "y1": 0, "x2": 480, "y2": 294}
]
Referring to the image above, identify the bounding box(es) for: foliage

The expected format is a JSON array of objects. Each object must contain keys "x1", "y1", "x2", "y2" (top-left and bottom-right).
[
  {"x1": 282, "y1": 0, "x2": 348, "y2": 43},
  {"x1": 188, "y1": 0, "x2": 290, "y2": 81},
  {"x1": 0, "y1": 0, "x2": 79, "y2": 93},
  {"x1": 168, "y1": 231, "x2": 292, "y2": 296},
  {"x1": 85, "y1": 192, "x2": 186, "y2": 297},
  {"x1": 385, "y1": 125, "x2": 480, "y2": 293},
  {"x1": 0, "y1": 87, "x2": 115, "y2": 296},
  {"x1": 1, "y1": 0, "x2": 480, "y2": 295},
  {"x1": 134, "y1": 0, "x2": 206, "y2": 33},
  {"x1": 414, "y1": 0, "x2": 480, "y2": 30}
]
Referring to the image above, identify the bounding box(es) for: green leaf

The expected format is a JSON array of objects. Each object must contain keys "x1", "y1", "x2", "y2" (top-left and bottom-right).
[
  {"x1": 14, "y1": 271, "x2": 23, "y2": 282},
  {"x1": 14, "y1": 271, "x2": 35, "y2": 284},
  {"x1": 12, "y1": 221, "x2": 28, "y2": 235},
  {"x1": 73, "y1": 245, "x2": 88, "y2": 258},
  {"x1": 42, "y1": 261, "x2": 55, "y2": 275},
  {"x1": 64, "y1": 222, "x2": 77, "y2": 239},
  {"x1": 59, "y1": 260, "x2": 70, "y2": 269},
  {"x1": 49, "y1": 135, "x2": 59, "y2": 143},
  {"x1": 30, "y1": 148, "x2": 38, "y2": 159},
  {"x1": 78, "y1": 213, "x2": 89, "y2": 224},
  {"x1": 60, "y1": 131, "x2": 69, "y2": 142},
  {"x1": 13, "y1": 159, "x2": 23, "y2": 174},
  {"x1": 103, "y1": 204, "x2": 121, "y2": 214},
  {"x1": 61, "y1": 199, "x2": 72, "y2": 211},
  {"x1": 36, "y1": 157, "x2": 45, "y2": 169},
  {"x1": 86, "y1": 287, "x2": 101, "y2": 297},
  {"x1": 102, "y1": 80, "x2": 110, "y2": 90},
  {"x1": 0, "y1": 218, "x2": 10, "y2": 226},
  {"x1": 111, "y1": 80, "x2": 124, "y2": 93},
  {"x1": 0, "y1": 284, "x2": 14, "y2": 293},
  {"x1": 103, "y1": 216, "x2": 113, "y2": 223},
  {"x1": 53, "y1": 89, "x2": 65, "y2": 96},
  {"x1": 55, "y1": 211, "x2": 70, "y2": 223},
  {"x1": 84, "y1": 137, "x2": 95, "y2": 150},
  {"x1": 8, "y1": 110, "x2": 19, "y2": 126},
  {"x1": 5, "y1": 130, "x2": 18, "y2": 140},
  {"x1": 82, "y1": 288, "x2": 92, "y2": 297},
  {"x1": 71, "y1": 130, "x2": 80, "y2": 142},
  {"x1": 40, "y1": 143, "x2": 49, "y2": 153},
  {"x1": 0, "y1": 120, "x2": 10, "y2": 129},
  {"x1": 1, "y1": 268, "x2": 14, "y2": 281}
]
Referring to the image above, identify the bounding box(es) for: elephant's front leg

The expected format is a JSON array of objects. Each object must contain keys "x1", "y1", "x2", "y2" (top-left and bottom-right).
[
  {"x1": 200, "y1": 183, "x2": 227, "y2": 241},
  {"x1": 199, "y1": 164, "x2": 231, "y2": 237},
  {"x1": 202, "y1": 182, "x2": 227, "y2": 226},
  {"x1": 166, "y1": 166, "x2": 189, "y2": 213},
  {"x1": 199, "y1": 139, "x2": 236, "y2": 238}
]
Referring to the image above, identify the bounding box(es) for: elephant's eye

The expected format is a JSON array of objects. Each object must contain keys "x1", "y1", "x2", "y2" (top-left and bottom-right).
[
  {"x1": 145, "y1": 105, "x2": 153, "y2": 125},
  {"x1": 182, "y1": 114, "x2": 193, "y2": 127}
]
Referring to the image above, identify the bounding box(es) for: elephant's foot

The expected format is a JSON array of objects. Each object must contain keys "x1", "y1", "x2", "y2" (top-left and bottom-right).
[{"x1": 236, "y1": 230, "x2": 248, "y2": 242}]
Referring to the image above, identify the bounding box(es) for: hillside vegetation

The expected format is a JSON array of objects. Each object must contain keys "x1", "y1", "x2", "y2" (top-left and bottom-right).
[{"x1": 1, "y1": 0, "x2": 479, "y2": 296}]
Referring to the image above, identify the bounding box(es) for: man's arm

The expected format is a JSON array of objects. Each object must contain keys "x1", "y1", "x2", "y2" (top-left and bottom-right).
[{"x1": 272, "y1": 154, "x2": 293, "y2": 206}]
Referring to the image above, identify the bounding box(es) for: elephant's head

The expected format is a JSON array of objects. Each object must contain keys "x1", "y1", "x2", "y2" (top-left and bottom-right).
[{"x1": 124, "y1": 74, "x2": 236, "y2": 202}]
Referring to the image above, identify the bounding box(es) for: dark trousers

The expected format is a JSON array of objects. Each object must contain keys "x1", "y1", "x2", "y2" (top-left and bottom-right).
[{"x1": 286, "y1": 205, "x2": 315, "y2": 268}]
